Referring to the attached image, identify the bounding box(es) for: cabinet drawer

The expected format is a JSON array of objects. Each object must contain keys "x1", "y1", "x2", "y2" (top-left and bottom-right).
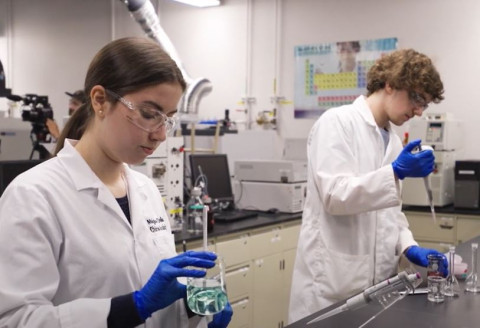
[
  {"x1": 216, "y1": 235, "x2": 250, "y2": 267},
  {"x1": 282, "y1": 224, "x2": 301, "y2": 250},
  {"x1": 229, "y1": 297, "x2": 251, "y2": 328},
  {"x1": 225, "y1": 264, "x2": 252, "y2": 299},
  {"x1": 457, "y1": 216, "x2": 480, "y2": 244},
  {"x1": 249, "y1": 228, "x2": 283, "y2": 259},
  {"x1": 406, "y1": 213, "x2": 456, "y2": 243}
]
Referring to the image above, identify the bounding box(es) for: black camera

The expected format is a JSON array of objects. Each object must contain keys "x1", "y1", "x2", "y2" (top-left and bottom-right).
[{"x1": 20, "y1": 94, "x2": 53, "y2": 124}]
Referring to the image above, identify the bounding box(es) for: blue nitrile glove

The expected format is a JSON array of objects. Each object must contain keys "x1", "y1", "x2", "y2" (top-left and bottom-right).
[
  {"x1": 209, "y1": 302, "x2": 233, "y2": 328},
  {"x1": 134, "y1": 251, "x2": 217, "y2": 320},
  {"x1": 391, "y1": 139, "x2": 434, "y2": 180},
  {"x1": 405, "y1": 246, "x2": 448, "y2": 276}
]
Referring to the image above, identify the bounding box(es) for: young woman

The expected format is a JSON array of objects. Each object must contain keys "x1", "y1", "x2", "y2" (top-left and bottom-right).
[{"x1": 0, "y1": 37, "x2": 232, "y2": 328}]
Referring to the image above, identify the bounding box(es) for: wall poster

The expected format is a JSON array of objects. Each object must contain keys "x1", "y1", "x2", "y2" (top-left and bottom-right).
[{"x1": 294, "y1": 37, "x2": 397, "y2": 119}]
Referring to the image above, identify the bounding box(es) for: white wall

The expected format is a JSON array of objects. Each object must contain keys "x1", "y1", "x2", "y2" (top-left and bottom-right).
[{"x1": 2, "y1": 0, "x2": 480, "y2": 158}]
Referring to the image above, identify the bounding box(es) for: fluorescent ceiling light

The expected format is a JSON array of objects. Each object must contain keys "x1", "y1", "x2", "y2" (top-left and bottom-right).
[{"x1": 171, "y1": 0, "x2": 220, "y2": 8}]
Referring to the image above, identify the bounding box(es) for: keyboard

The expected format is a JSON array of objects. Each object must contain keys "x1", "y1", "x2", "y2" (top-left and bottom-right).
[{"x1": 214, "y1": 210, "x2": 258, "y2": 222}]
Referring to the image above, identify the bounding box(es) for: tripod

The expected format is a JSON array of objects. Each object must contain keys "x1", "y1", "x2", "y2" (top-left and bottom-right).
[{"x1": 28, "y1": 124, "x2": 52, "y2": 160}]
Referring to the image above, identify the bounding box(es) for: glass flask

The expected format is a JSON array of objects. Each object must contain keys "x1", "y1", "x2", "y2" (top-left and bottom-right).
[
  {"x1": 465, "y1": 243, "x2": 480, "y2": 293},
  {"x1": 187, "y1": 256, "x2": 228, "y2": 315},
  {"x1": 443, "y1": 246, "x2": 460, "y2": 297}
]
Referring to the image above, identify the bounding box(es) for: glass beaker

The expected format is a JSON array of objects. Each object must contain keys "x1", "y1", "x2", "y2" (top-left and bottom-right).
[
  {"x1": 427, "y1": 253, "x2": 447, "y2": 277},
  {"x1": 187, "y1": 256, "x2": 228, "y2": 315},
  {"x1": 443, "y1": 246, "x2": 460, "y2": 297},
  {"x1": 465, "y1": 243, "x2": 480, "y2": 293},
  {"x1": 427, "y1": 276, "x2": 446, "y2": 303}
]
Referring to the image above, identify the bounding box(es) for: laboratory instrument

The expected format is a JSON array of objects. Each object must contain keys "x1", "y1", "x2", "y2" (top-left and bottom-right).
[
  {"x1": 444, "y1": 246, "x2": 460, "y2": 297},
  {"x1": 465, "y1": 243, "x2": 480, "y2": 293},
  {"x1": 187, "y1": 256, "x2": 228, "y2": 315},
  {"x1": 130, "y1": 136, "x2": 184, "y2": 232},
  {"x1": 307, "y1": 271, "x2": 422, "y2": 325},
  {"x1": 233, "y1": 159, "x2": 308, "y2": 213},
  {"x1": 234, "y1": 159, "x2": 307, "y2": 183},
  {"x1": 454, "y1": 160, "x2": 480, "y2": 209},
  {"x1": 419, "y1": 145, "x2": 436, "y2": 223},
  {"x1": 233, "y1": 180, "x2": 307, "y2": 213},
  {"x1": 402, "y1": 113, "x2": 463, "y2": 207},
  {"x1": 185, "y1": 187, "x2": 204, "y2": 234}
]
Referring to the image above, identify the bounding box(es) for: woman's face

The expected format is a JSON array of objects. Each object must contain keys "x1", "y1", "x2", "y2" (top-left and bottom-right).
[{"x1": 99, "y1": 83, "x2": 183, "y2": 165}]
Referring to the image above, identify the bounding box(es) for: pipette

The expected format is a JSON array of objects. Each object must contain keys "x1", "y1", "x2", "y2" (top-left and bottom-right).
[
  {"x1": 307, "y1": 271, "x2": 421, "y2": 325},
  {"x1": 419, "y1": 145, "x2": 436, "y2": 224}
]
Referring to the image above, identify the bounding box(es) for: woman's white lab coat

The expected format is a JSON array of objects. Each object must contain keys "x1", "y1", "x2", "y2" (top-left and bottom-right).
[
  {"x1": 0, "y1": 140, "x2": 202, "y2": 328},
  {"x1": 288, "y1": 96, "x2": 417, "y2": 323}
]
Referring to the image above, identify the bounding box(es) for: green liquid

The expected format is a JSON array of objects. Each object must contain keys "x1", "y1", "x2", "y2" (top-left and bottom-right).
[{"x1": 187, "y1": 284, "x2": 228, "y2": 315}]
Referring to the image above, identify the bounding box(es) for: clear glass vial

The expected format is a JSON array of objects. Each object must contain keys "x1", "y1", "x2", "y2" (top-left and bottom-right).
[
  {"x1": 443, "y1": 245, "x2": 460, "y2": 297},
  {"x1": 465, "y1": 243, "x2": 480, "y2": 293}
]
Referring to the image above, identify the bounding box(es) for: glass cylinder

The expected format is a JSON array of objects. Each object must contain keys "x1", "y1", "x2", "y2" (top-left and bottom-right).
[
  {"x1": 443, "y1": 246, "x2": 460, "y2": 297},
  {"x1": 465, "y1": 243, "x2": 480, "y2": 293}
]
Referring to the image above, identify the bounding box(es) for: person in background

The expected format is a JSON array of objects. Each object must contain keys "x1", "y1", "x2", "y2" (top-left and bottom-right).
[
  {"x1": 66, "y1": 89, "x2": 86, "y2": 115},
  {"x1": 0, "y1": 37, "x2": 232, "y2": 328},
  {"x1": 46, "y1": 89, "x2": 86, "y2": 139},
  {"x1": 288, "y1": 49, "x2": 447, "y2": 323}
]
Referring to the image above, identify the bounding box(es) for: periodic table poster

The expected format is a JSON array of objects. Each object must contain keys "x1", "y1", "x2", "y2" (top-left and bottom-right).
[{"x1": 294, "y1": 37, "x2": 397, "y2": 119}]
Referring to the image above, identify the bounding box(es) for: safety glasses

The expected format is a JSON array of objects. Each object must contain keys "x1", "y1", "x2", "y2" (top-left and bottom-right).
[
  {"x1": 106, "y1": 89, "x2": 178, "y2": 133},
  {"x1": 408, "y1": 91, "x2": 429, "y2": 111}
]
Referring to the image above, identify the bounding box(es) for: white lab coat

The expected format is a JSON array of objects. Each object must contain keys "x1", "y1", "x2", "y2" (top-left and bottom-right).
[
  {"x1": 288, "y1": 96, "x2": 417, "y2": 323},
  {"x1": 0, "y1": 140, "x2": 204, "y2": 328}
]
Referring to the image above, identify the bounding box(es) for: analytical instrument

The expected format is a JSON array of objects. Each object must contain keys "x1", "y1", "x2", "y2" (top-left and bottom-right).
[
  {"x1": 234, "y1": 159, "x2": 307, "y2": 183},
  {"x1": 307, "y1": 271, "x2": 422, "y2": 325},
  {"x1": 402, "y1": 113, "x2": 463, "y2": 207}
]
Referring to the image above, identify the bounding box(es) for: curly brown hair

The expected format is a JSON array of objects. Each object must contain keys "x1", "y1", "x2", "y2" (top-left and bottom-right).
[{"x1": 366, "y1": 49, "x2": 444, "y2": 103}]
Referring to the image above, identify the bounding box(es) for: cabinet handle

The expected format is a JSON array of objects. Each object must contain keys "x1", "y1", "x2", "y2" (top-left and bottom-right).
[{"x1": 439, "y1": 224, "x2": 453, "y2": 230}]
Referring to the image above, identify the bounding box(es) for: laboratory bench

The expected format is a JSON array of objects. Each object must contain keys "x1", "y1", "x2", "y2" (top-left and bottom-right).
[
  {"x1": 174, "y1": 211, "x2": 302, "y2": 328},
  {"x1": 285, "y1": 234, "x2": 480, "y2": 328},
  {"x1": 403, "y1": 205, "x2": 480, "y2": 253}
]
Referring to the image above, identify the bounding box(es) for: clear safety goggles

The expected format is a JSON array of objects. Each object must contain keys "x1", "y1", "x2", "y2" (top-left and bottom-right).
[
  {"x1": 408, "y1": 91, "x2": 429, "y2": 111},
  {"x1": 106, "y1": 89, "x2": 178, "y2": 133}
]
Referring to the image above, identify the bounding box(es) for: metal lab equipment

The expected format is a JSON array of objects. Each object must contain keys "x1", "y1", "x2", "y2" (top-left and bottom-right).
[
  {"x1": 130, "y1": 136, "x2": 184, "y2": 231},
  {"x1": 402, "y1": 113, "x2": 463, "y2": 207}
]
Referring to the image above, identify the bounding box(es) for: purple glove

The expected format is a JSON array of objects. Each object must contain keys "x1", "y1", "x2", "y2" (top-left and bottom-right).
[
  {"x1": 134, "y1": 251, "x2": 217, "y2": 320},
  {"x1": 392, "y1": 139, "x2": 434, "y2": 179},
  {"x1": 209, "y1": 302, "x2": 233, "y2": 328},
  {"x1": 405, "y1": 246, "x2": 448, "y2": 276}
]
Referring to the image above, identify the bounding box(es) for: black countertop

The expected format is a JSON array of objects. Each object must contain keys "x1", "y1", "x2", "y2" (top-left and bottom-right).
[
  {"x1": 403, "y1": 204, "x2": 480, "y2": 216},
  {"x1": 286, "y1": 235, "x2": 480, "y2": 328},
  {"x1": 173, "y1": 211, "x2": 302, "y2": 244}
]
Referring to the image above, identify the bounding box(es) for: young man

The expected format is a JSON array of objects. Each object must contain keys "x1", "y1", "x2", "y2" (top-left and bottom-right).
[{"x1": 288, "y1": 49, "x2": 447, "y2": 323}]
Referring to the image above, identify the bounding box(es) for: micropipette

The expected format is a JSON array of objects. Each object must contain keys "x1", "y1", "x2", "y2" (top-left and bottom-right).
[
  {"x1": 307, "y1": 271, "x2": 421, "y2": 325},
  {"x1": 419, "y1": 145, "x2": 437, "y2": 224}
]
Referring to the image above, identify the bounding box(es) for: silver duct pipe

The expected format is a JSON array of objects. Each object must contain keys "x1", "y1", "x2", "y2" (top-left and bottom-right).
[{"x1": 120, "y1": 0, "x2": 212, "y2": 121}]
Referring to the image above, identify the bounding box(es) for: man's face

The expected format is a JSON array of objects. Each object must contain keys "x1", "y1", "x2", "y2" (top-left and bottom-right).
[{"x1": 68, "y1": 98, "x2": 83, "y2": 115}]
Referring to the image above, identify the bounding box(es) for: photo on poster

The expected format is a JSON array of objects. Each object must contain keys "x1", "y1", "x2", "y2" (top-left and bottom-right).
[{"x1": 294, "y1": 37, "x2": 397, "y2": 119}]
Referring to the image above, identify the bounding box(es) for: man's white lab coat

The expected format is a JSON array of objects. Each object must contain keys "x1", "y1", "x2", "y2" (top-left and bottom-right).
[{"x1": 288, "y1": 96, "x2": 417, "y2": 323}]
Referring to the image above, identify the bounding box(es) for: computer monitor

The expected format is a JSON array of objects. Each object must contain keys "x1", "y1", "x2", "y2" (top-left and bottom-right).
[
  {"x1": 0, "y1": 159, "x2": 43, "y2": 196},
  {"x1": 189, "y1": 154, "x2": 234, "y2": 208}
]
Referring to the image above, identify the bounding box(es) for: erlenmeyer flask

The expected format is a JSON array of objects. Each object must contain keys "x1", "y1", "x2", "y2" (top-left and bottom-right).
[
  {"x1": 465, "y1": 243, "x2": 480, "y2": 293},
  {"x1": 444, "y1": 246, "x2": 460, "y2": 297}
]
